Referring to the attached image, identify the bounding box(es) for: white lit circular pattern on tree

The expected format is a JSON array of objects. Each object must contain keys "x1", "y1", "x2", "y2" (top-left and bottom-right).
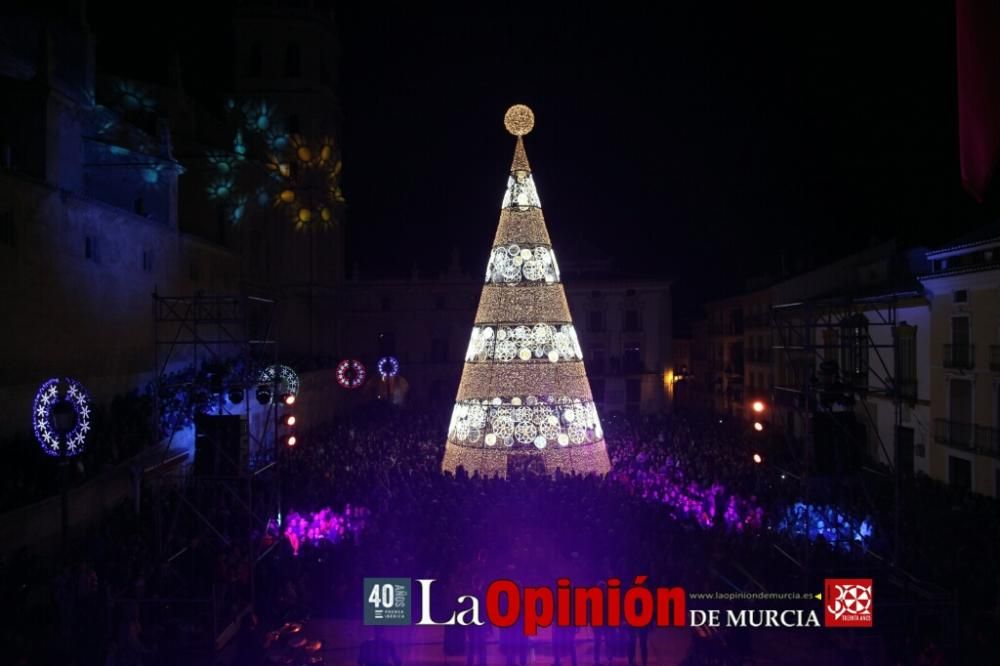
[
  {"x1": 32, "y1": 378, "x2": 91, "y2": 457},
  {"x1": 376, "y1": 356, "x2": 400, "y2": 379},
  {"x1": 465, "y1": 324, "x2": 583, "y2": 363},
  {"x1": 485, "y1": 246, "x2": 560, "y2": 284},
  {"x1": 502, "y1": 171, "x2": 542, "y2": 209},
  {"x1": 336, "y1": 359, "x2": 366, "y2": 389},
  {"x1": 258, "y1": 364, "x2": 300, "y2": 403},
  {"x1": 448, "y1": 397, "x2": 601, "y2": 450}
]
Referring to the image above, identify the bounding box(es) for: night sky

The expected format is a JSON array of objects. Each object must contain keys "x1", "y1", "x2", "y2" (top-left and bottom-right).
[{"x1": 70, "y1": 3, "x2": 1000, "y2": 319}]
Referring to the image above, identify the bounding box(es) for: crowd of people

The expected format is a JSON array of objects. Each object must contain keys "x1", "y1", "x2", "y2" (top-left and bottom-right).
[{"x1": 2, "y1": 402, "x2": 999, "y2": 664}]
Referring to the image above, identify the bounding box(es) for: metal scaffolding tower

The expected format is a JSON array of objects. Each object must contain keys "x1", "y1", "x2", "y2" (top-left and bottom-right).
[
  {"x1": 139, "y1": 289, "x2": 281, "y2": 650},
  {"x1": 769, "y1": 291, "x2": 916, "y2": 564}
]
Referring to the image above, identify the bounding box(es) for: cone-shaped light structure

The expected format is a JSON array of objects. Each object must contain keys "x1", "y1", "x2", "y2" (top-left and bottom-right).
[{"x1": 442, "y1": 105, "x2": 611, "y2": 477}]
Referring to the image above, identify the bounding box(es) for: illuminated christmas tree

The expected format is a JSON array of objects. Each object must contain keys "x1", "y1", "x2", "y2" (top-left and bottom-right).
[{"x1": 443, "y1": 105, "x2": 611, "y2": 477}]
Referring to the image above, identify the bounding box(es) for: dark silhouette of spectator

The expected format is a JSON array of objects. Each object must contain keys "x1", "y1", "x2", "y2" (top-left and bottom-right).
[
  {"x1": 625, "y1": 625, "x2": 648, "y2": 666},
  {"x1": 358, "y1": 627, "x2": 402, "y2": 666},
  {"x1": 552, "y1": 623, "x2": 577, "y2": 666}
]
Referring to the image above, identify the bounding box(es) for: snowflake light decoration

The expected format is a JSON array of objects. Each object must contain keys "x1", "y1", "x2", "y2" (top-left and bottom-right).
[
  {"x1": 267, "y1": 135, "x2": 345, "y2": 231},
  {"x1": 376, "y1": 356, "x2": 400, "y2": 379},
  {"x1": 336, "y1": 359, "x2": 366, "y2": 389},
  {"x1": 257, "y1": 365, "x2": 300, "y2": 403},
  {"x1": 32, "y1": 378, "x2": 91, "y2": 457}
]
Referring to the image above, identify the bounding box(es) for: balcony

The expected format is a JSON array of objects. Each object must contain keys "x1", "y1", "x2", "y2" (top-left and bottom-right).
[
  {"x1": 977, "y1": 425, "x2": 1000, "y2": 458},
  {"x1": 934, "y1": 418, "x2": 974, "y2": 451},
  {"x1": 942, "y1": 344, "x2": 974, "y2": 370},
  {"x1": 991, "y1": 345, "x2": 1000, "y2": 372},
  {"x1": 935, "y1": 419, "x2": 1000, "y2": 458}
]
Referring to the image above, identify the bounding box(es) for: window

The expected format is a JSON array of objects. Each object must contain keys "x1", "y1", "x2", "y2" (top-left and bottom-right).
[
  {"x1": 995, "y1": 382, "x2": 1000, "y2": 430},
  {"x1": 624, "y1": 309, "x2": 641, "y2": 332},
  {"x1": 954, "y1": 289, "x2": 968, "y2": 303},
  {"x1": 189, "y1": 260, "x2": 200, "y2": 280},
  {"x1": 949, "y1": 379, "x2": 973, "y2": 447},
  {"x1": 85, "y1": 236, "x2": 100, "y2": 263},
  {"x1": 949, "y1": 316, "x2": 972, "y2": 368},
  {"x1": 588, "y1": 311, "x2": 605, "y2": 333},
  {"x1": 0, "y1": 210, "x2": 14, "y2": 246},
  {"x1": 840, "y1": 314, "x2": 869, "y2": 385},
  {"x1": 284, "y1": 43, "x2": 301, "y2": 77},
  {"x1": 897, "y1": 426, "x2": 915, "y2": 476},
  {"x1": 142, "y1": 249, "x2": 154, "y2": 272},
  {"x1": 948, "y1": 455, "x2": 972, "y2": 491},
  {"x1": 623, "y1": 344, "x2": 642, "y2": 373},
  {"x1": 896, "y1": 324, "x2": 917, "y2": 399}
]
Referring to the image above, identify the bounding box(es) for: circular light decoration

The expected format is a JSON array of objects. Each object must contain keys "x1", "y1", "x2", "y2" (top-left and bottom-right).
[
  {"x1": 32, "y1": 378, "x2": 91, "y2": 457},
  {"x1": 504, "y1": 104, "x2": 535, "y2": 136},
  {"x1": 257, "y1": 365, "x2": 300, "y2": 404},
  {"x1": 336, "y1": 359, "x2": 366, "y2": 389},
  {"x1": 376, "y1": 356, "x2": 400, "y2": 380},
  {"x1": 268, "y1": 134, "x2": 345, "y2": 231}
]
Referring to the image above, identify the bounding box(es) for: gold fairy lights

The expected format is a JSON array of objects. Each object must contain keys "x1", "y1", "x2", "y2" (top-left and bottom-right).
[{"x1": 504, "y1": 104, "x2": 535, "y2": 136}]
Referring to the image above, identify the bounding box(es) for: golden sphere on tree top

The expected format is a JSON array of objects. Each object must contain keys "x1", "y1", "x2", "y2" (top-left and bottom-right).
[{"x1": 504, "y1": 104, "x2": 535, "y2": 136}]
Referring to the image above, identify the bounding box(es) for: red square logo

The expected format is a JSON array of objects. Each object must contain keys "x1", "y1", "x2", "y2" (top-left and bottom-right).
[{"x1": 824, "y1": 578, "x2": 873, "y2": 627}]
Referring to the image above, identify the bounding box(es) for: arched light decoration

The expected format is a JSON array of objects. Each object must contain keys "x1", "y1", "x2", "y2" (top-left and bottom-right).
[
  {"x1": 336, "y1": 359, "x2": 366, "y2": 389},
  {"x1": 258, "y1": 364, "x2": 300, "y2": 404},
  {"x1": 376, "y1": 356, "x2": 400, "y2": 379},
  {"x1": 32, "y1": 378, "x2": 91, "y2": 457}
]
